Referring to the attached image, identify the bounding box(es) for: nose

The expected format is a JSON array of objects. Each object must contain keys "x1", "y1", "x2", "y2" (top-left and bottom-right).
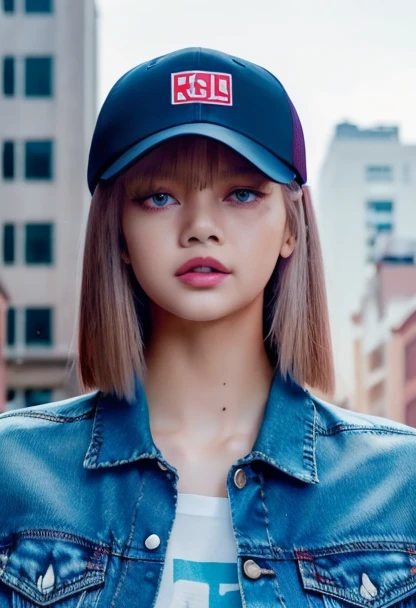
[{"x1": 178, "y1": 191, "x2": 225, "y2": 247}]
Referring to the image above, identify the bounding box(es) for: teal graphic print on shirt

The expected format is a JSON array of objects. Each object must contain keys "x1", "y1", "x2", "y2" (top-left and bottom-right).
[{"x1": 173, "y1": 559, "x2": 242, "y2": 607}]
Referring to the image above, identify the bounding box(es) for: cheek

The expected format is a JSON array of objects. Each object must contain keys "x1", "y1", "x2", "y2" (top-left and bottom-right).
[
  {"x1": 122, "y1": 212, "x2": 175, "y2": 286},
  {"x1": 230, "y1": 206, "x2": 286, "y2": 271},
  {"x1": 122, "y1": 213, "x2": 152, "y2": 270}
]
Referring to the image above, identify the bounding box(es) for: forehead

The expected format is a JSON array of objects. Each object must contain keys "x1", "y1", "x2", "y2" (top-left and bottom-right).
[{"x1": 122, "y1": 135, "x2": 270, "y2": 192}]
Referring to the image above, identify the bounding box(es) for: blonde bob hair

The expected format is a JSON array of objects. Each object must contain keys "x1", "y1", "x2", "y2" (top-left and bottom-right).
[{"x1": 78, "y1": 137, "x2": 334, "y2": 402}]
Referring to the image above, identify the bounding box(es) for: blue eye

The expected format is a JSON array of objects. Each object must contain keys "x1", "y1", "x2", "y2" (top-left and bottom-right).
[
  {"x1": 133, "y1": 188, "x2": 262, "y2": 211},
  {"x1": 151, "y1": 193, "x2": 172, "y2": 207},
  {"x1": 232, "y1": 189, "x2": 258, "y2": 203},
  {"x1": 132, "y1": 192, "x2": 176, "y2": 210}
]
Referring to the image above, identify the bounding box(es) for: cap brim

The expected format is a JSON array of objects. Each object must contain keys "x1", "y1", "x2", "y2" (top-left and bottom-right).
[{"x1": 100, "y1": 123, "x2": 296, "y2": 185}]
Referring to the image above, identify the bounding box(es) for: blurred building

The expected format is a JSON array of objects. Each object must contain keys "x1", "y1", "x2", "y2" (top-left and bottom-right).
[
  {"x1": 0, "y1": 0, "x2": 97, "y2": 410},
  {"x1": 0, "y1": 279, "x2": 9, "y2": 412},
  {"x1": 317, "y1": 122, "x2": 416, "y2": 407},
  {"x1": 352, "y1": 239, "x2": 416, "y2": 425}
]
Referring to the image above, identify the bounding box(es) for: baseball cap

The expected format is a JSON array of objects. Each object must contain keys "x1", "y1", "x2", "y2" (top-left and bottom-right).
[{"x1": 87, "y1": 47, "x2": 307, "y2": 194}]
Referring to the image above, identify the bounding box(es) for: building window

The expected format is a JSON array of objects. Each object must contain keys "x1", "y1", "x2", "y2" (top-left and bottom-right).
[
  {"x1": 3, "y1": 224, "x2": 15, "y2": 263},
  {"x1": 7, "y1": 307, "x2": 15, "y2": 346},
  {"x1": 25, "y1": 57, "x2": 53, "y2": 97},
  {"x1": 3, "y1": 0, "x2": 14, "y2": 13},
  {"x1": 368, "y1": 380, "x2": 384, "y2": 404},
  {"x1": 2, "y1": 223, "x2": 54, "y2": 264},
  {"x1": 365, "y1": 165, "x2": 393, "y2": 182},
  {"x1": 366, "y1": 198, "x2": 394, "y2": 261},
  {"x1": 3, "y1": 56, "x2": 14, "y2": 96},
  {"x1": 25, "y1": 140, "x2": 53, "y2": 180},
  {"x1": 367, "y1": 380, "x2": 385, "y2": 416},
  {"x1": 5, "y1": 388, "x2": 52, "y2": 409},
  {"x1": 6, "y1": 389, "x2": 16, "y2": 402},
  {"x1": 25, "y1": 224, "x2": 53, "y2": 264},
  {"x1": 366, "y1": 223, "x2": 393, "y2": 250},
  {"x1": 7, "y1": 307, "x2": 54, "y2": 348},
  {"x1": 25, "y1": 307, "x2": 52, "y2": 345},
  {"x1": 368, "y1": 345, "x2": 384, "y2": 371},
  {"x1": 405, "y1": 338, "x2": 416, "y2": 381},
  {"x1": 2, "y1": 141, "x2": 14, "y2": 179},
  {"x1": 25, "y1": 0, "x2": 53, "y2": 12},
  {"x1": 367, "y1": 201, "x2": 393, "y2": 213},
  {"x1": 24, "y1": 388, "x2": 52, "y2": 407},
  {"x1": 375, "y1": 223, "x2": 393, "y2": 233}
]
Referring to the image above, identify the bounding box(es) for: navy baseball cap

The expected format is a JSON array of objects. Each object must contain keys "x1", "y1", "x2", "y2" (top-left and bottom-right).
[{"x1": 87, "y1": 47, "x2": 307, "y2": 194}]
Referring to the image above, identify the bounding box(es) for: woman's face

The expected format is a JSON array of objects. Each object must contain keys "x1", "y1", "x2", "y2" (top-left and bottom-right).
[{"x1": 121, "y1": 137, "x2": 295, "y2": 323}]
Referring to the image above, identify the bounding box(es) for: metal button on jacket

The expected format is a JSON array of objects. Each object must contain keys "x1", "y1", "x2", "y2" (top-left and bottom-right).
[
  {"x1": 145, "y1": 534, "x2": 161, "y2": 550},
  {"x1": 243, "y1": 559, "x2": 275, "y2": 580},
  {"x1": 243, "y1": 559, "x2": 262, "y2": 579},
  {"x1": 234, "y1": 468, "x2": 247, "y2": 489}
]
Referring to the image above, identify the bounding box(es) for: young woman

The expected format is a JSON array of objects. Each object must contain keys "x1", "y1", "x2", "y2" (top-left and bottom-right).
[{"x1": 1, "y1": 47, "x2": 416, "y2": 608}]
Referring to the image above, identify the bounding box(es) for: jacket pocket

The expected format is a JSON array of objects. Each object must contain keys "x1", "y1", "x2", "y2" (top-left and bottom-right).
[
  {"x1": 295, "y1": 542, "x2": 416, "y2": 608},
  {"x1": 0, "y1": 531, "x2": 109, "y2": 607}
]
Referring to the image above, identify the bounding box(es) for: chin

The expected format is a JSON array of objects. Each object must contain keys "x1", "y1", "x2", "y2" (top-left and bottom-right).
[
  {"x1": 147, "y1": 286, "x2": 262, "y2": 323},
  {"x1": 154, "y1": 297, "x2": 240, "y2": 323},
  {"x1": 169, "y1": 306, "x2": 234, "y2": 323}
]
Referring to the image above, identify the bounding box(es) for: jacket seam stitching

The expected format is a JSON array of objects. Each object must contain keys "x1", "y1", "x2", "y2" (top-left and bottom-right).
[
  {"x1": 294, "y1": 540, "x2": 416, "y2": 555},
  {"x1": 11, "y1": 529, "x2": 112, "y2": 551},
  {"x1": 302, "y1": 399, "x2": 318, "y2": 482},
  {"x1": 258, "y1": 470, "x2": 275, "y2": 556},
  {"x1": 109, "y1": 473, "x2": 146, "y2": 608},
  {"x1": 0, "y1": 411, "x2": 94, "y2": 423},
  {"x1": 304, "y1": 573, "x2": 416, "y2": 605},
  {"x1": 315, "y1": 422, "x2": 416, "y2": 437},
  {"x1": 83, "y1": 393, "x2": 106, "y2": 465}
]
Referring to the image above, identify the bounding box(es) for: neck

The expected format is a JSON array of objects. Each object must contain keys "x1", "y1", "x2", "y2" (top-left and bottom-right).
[{"x1": 144, "y1": 295, "x2": 274, "y2": 443}]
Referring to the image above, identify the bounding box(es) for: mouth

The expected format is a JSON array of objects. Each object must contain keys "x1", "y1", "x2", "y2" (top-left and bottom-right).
[{"x1": 175, "y1": 256, "x2": 231, "y2": 276}]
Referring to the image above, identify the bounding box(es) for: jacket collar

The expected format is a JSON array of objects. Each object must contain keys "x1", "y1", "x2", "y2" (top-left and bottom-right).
[{"x1": 84, "y1": 371, "x2": 319, "y2": 484}]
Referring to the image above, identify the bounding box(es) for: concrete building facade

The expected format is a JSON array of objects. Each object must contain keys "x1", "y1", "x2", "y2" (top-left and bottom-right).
[
  {"x1": 352, "y1": 243, "x2": 416, "y2": 425},
  {"x1": 0, "y1": 280, "x2": 9, "y2": 412},
  {"x1": 317, "y1": 122, "x2": 416, "y2": 407},
  {"x1": 0, "y1": 0, "x2": 97, "y2": 409}
]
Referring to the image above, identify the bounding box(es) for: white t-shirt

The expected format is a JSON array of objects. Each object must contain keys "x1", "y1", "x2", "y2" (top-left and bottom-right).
[{"x1": 155, "y1": 493, "x2": 242, "y2": 608}]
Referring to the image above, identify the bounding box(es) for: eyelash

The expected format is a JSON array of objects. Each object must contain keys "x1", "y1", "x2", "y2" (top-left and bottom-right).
[{"x1": 131, "y1": 188, "x2": 265, "y2": 212}]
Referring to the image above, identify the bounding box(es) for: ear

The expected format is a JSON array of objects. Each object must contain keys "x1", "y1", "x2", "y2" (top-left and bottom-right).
[{"x1": 280, "y1": 233, "x2": 296, "y2": 259}]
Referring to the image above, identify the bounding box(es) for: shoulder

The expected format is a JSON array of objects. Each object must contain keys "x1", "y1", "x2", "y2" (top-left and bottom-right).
[
  {"x1": 0, "y1": 391, "x2": 98, "y2": 428},
  {"x1": 0, "y1": 393, "x2": 99, "y2": 510},
  {"x1": 0, "y1": 392, "x2": 99, "y2": 466},
  {"x1": 309, "y1": 392, "x2": 416, "y2": 478},
  {"x1": 299, "y1": 392, "x2": 416, "y2": 549},
  {"x1": 310, "y1": 391, "x2": 416, "y2": 437}
]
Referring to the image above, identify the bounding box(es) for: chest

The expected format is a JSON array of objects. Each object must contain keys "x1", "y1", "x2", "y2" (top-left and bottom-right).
[
  {"x1": 152, "y1": 432, "x2": 254, "y2": 497},
  {"x1": 3, "y1": 444, "x2": 416, "y2": 608}
]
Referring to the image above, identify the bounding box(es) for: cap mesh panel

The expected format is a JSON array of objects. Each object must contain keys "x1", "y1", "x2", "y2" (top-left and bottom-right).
[{"x1": 287, "y1": 97, "x2": 307, "y2": 184}]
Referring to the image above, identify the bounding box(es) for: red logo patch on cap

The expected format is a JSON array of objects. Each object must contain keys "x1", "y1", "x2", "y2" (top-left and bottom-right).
[{"x1": 172, "y1": 71, "x2": 232, "y2": 106}]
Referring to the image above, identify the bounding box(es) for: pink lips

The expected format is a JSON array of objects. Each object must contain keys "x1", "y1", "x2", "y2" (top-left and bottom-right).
[{"x1": 175, "y1": 256, "x2": 231, "y2": 287}]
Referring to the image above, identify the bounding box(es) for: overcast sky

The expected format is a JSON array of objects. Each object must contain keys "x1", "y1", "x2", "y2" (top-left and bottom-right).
[{"x1": 95, "y1": 0, "x2": 416, "y2": 192}]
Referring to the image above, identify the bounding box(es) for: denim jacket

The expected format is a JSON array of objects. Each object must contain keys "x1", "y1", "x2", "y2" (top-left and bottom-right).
[{"x1": 1, "y1": 372, "x2": 416, "y2": 608}]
